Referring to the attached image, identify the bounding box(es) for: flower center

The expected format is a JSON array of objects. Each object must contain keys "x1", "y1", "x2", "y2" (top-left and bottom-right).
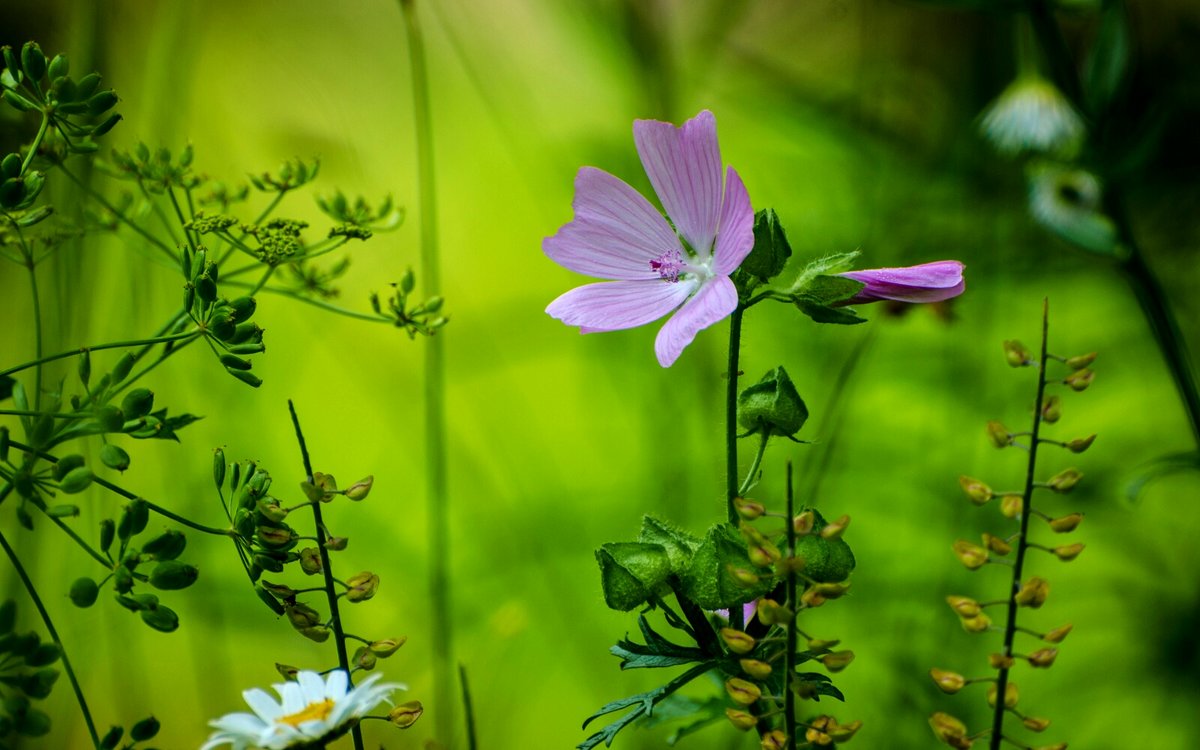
[
  {"x1": 650, "y1": 249, "x2": 685, "y2": 283},
  {"x1": 279, "y1": 698, "x2": 336, "y2": 728}
]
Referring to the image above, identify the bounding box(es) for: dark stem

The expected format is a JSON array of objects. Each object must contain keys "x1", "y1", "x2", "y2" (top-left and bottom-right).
[
  {"x1": 989, "y1": 300, "x2": 1050, "y2": 750},
  {"x1": 286, "y1": 400, "x2": 364, "y2": 750},
  {"x1": 725, "y1": 306, "x2": 745, "y2": 633},
  {"x1": 0, "y1": 499, "x2": 101, "y2": 749},
  {"x1": 460, "y1": 663, "x2": 478, "y2": 750},
  {"x1": 784, "y1": 462, "x2": 797, "y2": 750}
]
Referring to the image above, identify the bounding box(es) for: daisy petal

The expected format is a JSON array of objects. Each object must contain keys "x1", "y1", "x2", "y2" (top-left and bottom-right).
[
  {"x1": 654, "y1": 275, "x2": 738, "y2": 367},
  {"x1": 547, "y1": 279, "x2": 696, "y2": 333},
  {"x1": 242, "y1": 688, "x2": 284, "y2": 721},
  {"x1": 323, "y1": 670, "x2": 349, "y2": 700},
  {"x1": 297, "y1": 670, "x2": 327, "y2": 705},
  {"x1": 712, "y1": 167, "x2": 754, "y2": 275},
  {"x1": 544, "y1": 167, "x2": 679, "y2": 280},
  {"x1": 635, "y1": 110, "x2": 723, "y2": 255}
]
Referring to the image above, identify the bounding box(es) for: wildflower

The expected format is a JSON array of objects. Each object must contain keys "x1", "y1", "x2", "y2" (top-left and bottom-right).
[
  {"x1": 201, "y1": 670, "x2": 403, "y2": 750},
  {"x1": 979, "y1": 75, "x2": 1084, "y2": 156},
  {"x1": 544, "y1": 110, "x2": 754, "y2": 367},
  {"x1": 836, "y1": 260, "x2": 965, "y2": 305}
]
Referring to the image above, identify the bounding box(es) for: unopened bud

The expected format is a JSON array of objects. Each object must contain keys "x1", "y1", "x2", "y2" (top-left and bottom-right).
[
  {"x1": 344, "y1": 475, "x2": 374, "y2": 501},
  {"x1": 725, "y1": 677, "x2": 762, "y2": 705},
  {"x1": 275, "y1": 663, "x2": 300, "y2": 680},
  {"x1": 987, "y1": 420, "x2": 1012, "y2": 448},
  {"x1": 959, "y1": 476, "x2": 993, "y2": 505},
  {"x1": 793, "y1": 510, "x2": 815, "y2": 535},
  {"x1": 740, "y1": 659, "x2": 773, "y2": 680},
  {"x1": 720, "y1": 628, "x2": 757, "y2": 655},
  {"x1": 285, "y1": 602, "x2": 321, "y2": 630},
  {"x1": 1000, "y1": 494, "x2": 1024, "y2": 519},
  {"x1": 1065, "y1": 352, "x2": 1096, "y2": 370},
  {"x1": 1065, "y1": 434, "x2": 1096, "y2": 453},
  {"x1": 370, "y1": 636, "x2": 408, "y2": 657},
  {"x1": 983, "y1": 533, "x2": 1012, "y2": 555},
  {"x1": 929, "y1": 668, "x2": 966, "y2": 694},
  {"x1": 734, "y1": 496, "x2": 765, "y2": 520},
  {"x1": 1043, "y1": 623, "x2": 1073, "y2": 644},
  {"x1": 756, "y1": 598, "x2": 794, "y2": 625},
  {"x1": 1015, "y1": 576, "x2": 1049, "y2": 608},
  {"x1": 1047, "y1": 513, "x2": 1083, "y2": 533},
  {"x1": 952, "y1": 540, "x2": 989, "y2": 570},
  {"x1": 946, "y1": 596, "x2": 980, "y2": 618},
  {"x1": 928, "y1": 712, "x2": 969, "y2": 745},
  {"x1": 299, "y1": 547, "x2": 322, "y2": 575},
  {"x1": 345, "y1": 571, "x2": 379, "y2": 602},
  {"x1": 810, "y1": 581, "x2": 851, "y2": 600},
  {"x1": 1063, "y1": 368, "x2": 1094, "y2": 391},
  {"x1": 989, "y1": 653, "x2": 1015, "y2": 669},
  {"x1": 819, "y1": 514, "x2": 850, "y2": 540},
  {"x1": 961, "y1": 613, "x2": 992, "y2": 633},
  {"x1": 805, "y1": 716, "x2": 833, "y2": 746},
  {"x1": 1052, "y1": 543, "x2": 1085, "y2": 561},
  {"x1": 1047, "y1": 468, "x2": 1082, "y2": 493},
  {"x1": 725, "y1": 708, "x2": 758, "y2": 731},
  {"x1": 760, "y1": 729, "x2": 788, "y2": 750},
  {"x1": 353, "y1": 645, "x2": 377, "y2": 671},
  {"x1": 388, "y1": 700, "x2": 423, "y2": 729},
  {"x1": 807, "y1": 638, "x2": 840, "y2": 652},
  {"x1": 1027, "y1": 648, "x2": 1058, "y2": 667},
  {"x1": 986, "y1": 681, "x2": 1019, "y2": 708},
  {"x1": 1023, "y1": 716, "x2": 1052, "y2": 732},
  {"x1": 1003, "y1": 340, "x2": 1032, "y2": 367},
  {"x1": 325, "y1": 536, "x2": 349, "y2": 551},
  {"x1": 1042, "y1": 395, "x2": 1062, "y2": 423},
  {"x1": 821, "y1": 650, "x2": 855, "y2": 672},
  {"x1": 829, "y1": 719, "x2": 862, "y2": 743}
]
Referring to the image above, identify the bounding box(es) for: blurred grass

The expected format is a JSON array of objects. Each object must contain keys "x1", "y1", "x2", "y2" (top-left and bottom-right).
[{"x1": 1, "y1": 0, "x2": 1198, "y2": 748}]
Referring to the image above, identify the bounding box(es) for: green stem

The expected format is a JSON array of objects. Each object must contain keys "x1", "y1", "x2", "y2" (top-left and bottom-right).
[
  {"x1": 460, "y1": 664, "x2": 478, "y2": 750},
  {"x1": 220, "y1": 282, "x2": 389, "y2": 324},
  {"x1": 20, "y1": 112, "x2": 51, "y2": 175},
  {"x1": 784, "y1": 462, "x2": 797, "y2": 750},
  {"x1": 990, "y1": 300, "x2": 1050, "y2": 750},
  {"x1": 287, "y1": 401, "x2": 364, "y2": 750},
  {"x1": 167, "y1": 186, "x2": 198, "y2": 254},
  {"x1": 90, "y1": 475, "x2": 233, "y2": 537},
  {"x1": 136, "y1": 180, "x2": 181, "y2": 248},
  {"x1": 725, "y1": 306, "x2": 745, "y2": 632},
  {"x1": 23, "y1": 243, "x2": 44, "y2": 411},
  {"x1": 400, "y1": 1, "x2": 453, "y2": 743},
  {"x1": 738, "y1": 431, "x2": 770, "y2": 497},
  {"x1": 0, "y1": 501, "x2": 101, "y2": 749},
  {"x1": 57, "y1": 165, "x2": 177, "y2": 261},
  {"x1": 0, "y1": 331, "x2": 200, "y2": 379}
]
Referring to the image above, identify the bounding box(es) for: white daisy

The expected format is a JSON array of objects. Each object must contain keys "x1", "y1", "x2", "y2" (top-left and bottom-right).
[
  {"x1": 202, "y1": 670, "x2": 404, "y2": 750},
  {"x1": 980, "y1": 75, "x2": 1085, "y2": 156}
]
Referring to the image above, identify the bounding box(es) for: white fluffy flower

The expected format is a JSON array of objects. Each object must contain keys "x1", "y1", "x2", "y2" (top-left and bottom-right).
[
  {"x1": 202, "y1": 670, "x2": 404, "y2": 750},
  {"x1": 980, "y1": 75, "x2": 1085, "y2": 156}
]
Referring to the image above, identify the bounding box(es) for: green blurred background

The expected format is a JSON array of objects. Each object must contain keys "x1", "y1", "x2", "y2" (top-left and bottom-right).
[{"x1": 2, "y1": 0, "x2": 1199, "y2": 748}]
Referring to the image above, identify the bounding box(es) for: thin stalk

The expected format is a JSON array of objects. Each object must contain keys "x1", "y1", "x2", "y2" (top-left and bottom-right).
[
  {"x1": 725, "y1": 306, "x2": 745, "y2": 631},
  {"x1": 783, "y1": 462, "x2": 797, "y2": 750},
  {"x1": 460, "y1": 664, "x2": 478, "y2": 750},
  {"x1": 287, "y1": 401, "x2": 364, "y2": 750},
  {"x1": 57, "y1": 165, "x2": 177, "y2": 261},
  {"x1": 400, "y1": 1, "x2": 453, "y2": 743},
  {"x1": 218, "y1": 282, "x2": 388, "y2": 323},
  {"x1": 166, "y1": 186, "x2": 199, "y2": 254},
  {"x1": 0, "y1": 508, "x2": 101, "y2": 749},
  {"x1": 20, "y1": 112, "x2": 51, "y2": 174},
  {"x1": 23, "y1": 245, "x2": 44, "y2": 411},
  {"x1": 136, "y1": 181, "x2": 181, "y2": 248},
  {"x1": 738, "y1": 431, "x2": 770, "y2": 497},
  {"x1": 989, "y1": 300, "x2": 1050, "y2": 750},
  {"x1": 0, "y1": 330, "x2": 199, "y2": 379}
]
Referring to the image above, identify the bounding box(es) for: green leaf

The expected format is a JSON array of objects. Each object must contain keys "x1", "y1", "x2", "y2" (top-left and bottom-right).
[
  {"x1": 578, "y1": 661, "x2": 715, "y2": 750},
  {"x1": 793, "y1": 297, "x2": 867, "y2": 325},
  {"x1": 680, "y1": 524, "x2": 775, "y2": 609},
  {"x1": 1085, "y1": 2, "x2": 1130, "y2": 117},
  {"x1": 804, "y1": 275, "x2": 865, "y2": 306},
  {"x1": 609, "y1": 616, "x2": 709, "y2": 671},
  {"x1": 740, "y1": 209, "x2": 792, "y2": 282},
  {"x1": 637, "y1": 517, "x2": 700, "y2": 576},
  {"x1": 595, "y1": 543, "x2": 671, "y2": 612}
]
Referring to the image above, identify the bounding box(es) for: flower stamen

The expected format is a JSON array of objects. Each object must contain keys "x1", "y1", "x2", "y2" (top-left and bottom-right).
[
  {"x1": 279, "y1": 698, "x2": 336, "y2": 727},
  {"x1": 649, "y1": 249, "x2": 685, "y2": 282}
]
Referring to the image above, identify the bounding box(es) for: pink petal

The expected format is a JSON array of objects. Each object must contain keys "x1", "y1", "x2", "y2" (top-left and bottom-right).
[
  {"x1": 839, "y1": 260, "x2": 966, "y2": 304},
  {"x1": 634, "y1": 110, "x2": 723, "y2": 257},
  {"x1": 547, "y1": 279, "x2": 697, "y2": 333},
  {"x1": 712, "y1": 167, "x2": 754, "y2": 275},
  {"x1": 544, "y1": 167, "x2": 680, "y2": 280},
  {"x1": 654, "y1": 275, "x2": 738, "y2": 367}
]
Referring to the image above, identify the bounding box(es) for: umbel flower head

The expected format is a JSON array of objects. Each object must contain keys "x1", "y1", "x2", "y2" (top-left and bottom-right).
[
  {"x1": 544, "y1": 109, "x2": 754, "y2": 367},
  {"x1": 979, "y1": 74, "x2": 1084, "y2": 156},
  {"x1": 202, "y1": 670, "x2": 404, "y2": 750}
]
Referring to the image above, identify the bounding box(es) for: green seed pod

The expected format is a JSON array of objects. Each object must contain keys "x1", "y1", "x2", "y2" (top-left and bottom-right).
[
  {"x1": 111, "y1": 352, "x2": 135, "y2": 383},
  {"x1": 400, "y1": 268, "x2": 415, "y2": 294},
  {"x1": 148, "y1": 560, "x2": 198, "y2": 590},
  {"x1": 0, "y1": 426, "x2": 7, "y2": 462},
  {"x1": 75, "y1": 72, "x2": 100, "y2": 99},
  {"x1": 230, "y1": 460, "x2": 242, "y2": 490},
  {"x1": 130, "y1": 716, "x2": 160, "y2": 742},
  {"x1": 69, "y1": 577, "x2": 99, "y2": 608},
  {"x1": 117, "y1": 498, "x2": 148, "y2": 540},
  {"x1": 113, "y1": 566, "x2": 133, "y2": 594},
  {"x1": 213, "y1": 448, "x2": 226, "y2": 489},
  {"x1": 100, "y1": 726, "x2": 124, "y2": 750},
  {"x1": 99, "y1": 519, "x2": 115, "y2": 552},
  {"x1": 255, "y1": 498, "x2": 288, "y2": 523},
  {"x1": 0, "y1": 599, "x2": 15, "y2": 633},
  {"x1": 99, "y1": 444, "x2": 130, "y2": 471},
  {"x1": 20, "y1": 667, "x2": 58, "y2": 699},
  {"x1": 25, "y1": 642, "x2": 60, "y2": 667},
  {"x1": 738, "y1": 367, "x2": 808, "y2": 438},
  {"x1": 86, "y1": 89, "x2": 118, "y2": 115},
  {"x1": 53, "y1": 454, "x2": 86, "y2": 481},
  {"x1": 298, "y1": 625, "x2": 331, "y2": 643},
  {"x1": 1, "y1": 152, "x2": 20, "y2": 178},
  {"x1": 252, "y1": 553, "x2": 285, "y2": 574},
  {"x1": 95, "y1": 405, "x2": 124, "y2": 433},
  {"x1": 0, "y1": 176, "x2": 24, "y2": 206},
  {"x1": 140, "y1": 604, "x2": 179, "y2": 633},
  {"x1": 229, "y1": 342, "x2": 267, "y2": 355},
  {"x1": 92, "y1": 113, "x2": 121, "y2": 136},
  {"x1": 594, "y1": 542, "x2": 671, "y2": 612},
  {"x1": 234, "y1": 509, "x2": 255, "y2": 540},
  {"x1": 196, "y1": 275, "x2": 218, "y2": 304},
  {"x1": 220, "y1": 354, "x2": 252, "y2": 371},
  {"x1": 142, "y1": 530, "x2": 186, "y2": 561},
  {"x1": 58, "y1": 466, "x2": 94, "y2": 494},
  {"x1": 120, "y1": 388, "x2": 154, "y2": 419},
  {"x1": 229, "y1": 322, "x2": 261, "y2": 345},
  {"x1": 57, "y1": 100, "x2": 88, "y2": 114},
  {"x1": 45, "y1": 504, "x2": 79, "y2": 518},
  {"x1": 228, "y1": 369, "x2": 263, "y2": 388},
  {"x1": 230, "y1": 296, "x2": 257, "y2": 321},
  {"x1": 78, "y1": 349, "x2": 91, "y2": 387},
  {"x1": 2, "y1": 46, "x2": 20, "y2": 76},
  {"x1": 21, "y1": 42, "x2": 46, "y2": 81},
  {"x1": 47, "y1": 54, "x2": 68, "y2": 80},
  {"x1": 254, "y1": 584, "x2": 287, "y2": 615},
  {"x1": 210, "y1": 312, "x2": 235, "y2": 340},
  {"x1": 52, "y1": 75, "x2": 76, "y2": 102}
]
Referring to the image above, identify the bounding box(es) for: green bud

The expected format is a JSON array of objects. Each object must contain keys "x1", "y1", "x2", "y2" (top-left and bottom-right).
[
  {"x1": 142, "y1": 530, "x2": 186, "y2": 560},
  {"x1": 148, "y1": 560, "x2": 199, "y2": 590},
  {"x1": 99, "y1": 444, "x2": 130, "y2": 471},
  {"x1": 86, "y1": 89, "x2": 118, "y2": 115},
  {"x1": 252, "y1": 553, "x2": 285, "y2": 574},
  {"x1": 120, "y1": 388, "x2": 154, "y2": 418},
  {"x1": 0, "y1": 426, "x2": 7, "y2": 462},
  {"x1": 113, "y1": 566, "x2": 133, "y2": 594},
  {"x1": 25, "y1": 642, "x2": 61, "y2": 667},
  {"x1": 230, "y1": 296, "x2": 257, "y2": 321},
  {"x1": 737, "y1": 366, "x2": 808, "y2": 438},
  {"x1": 45, "y1": 504, "x2": 79, "y2": 518},
  {"x1": 299, "y1": 547, "x2": 322, "y2": 575},
  {"x1": 256, "y1": 498, "x2": 289, "y2": 523},
  {"x1": 369, "y1": 636, "x2": 407, "y2": 657},
  {"x1": 742, "y1": 208, "x2": 793, "y2": 281},
  {"x1": 400, "y1": 268, "x2": 415, "y2": 294},
  {"x1": 595, "y1": 542, "x2": 670, "y2": 611},
  {"x1": 130, "y1": 716, "x2": 160, "y2": 741},
  {"x1": 2, "y1": 89, "x2": 36, "y2": 112},
  {"x1": 92, "y1": 113, "x2": 122, "y2": 136},
  {"x1": 344, "y1": 476, "x2": 373, "y2": 501},
  {"x1": 21, "y1": 667, "x2": 59, "y2": 699},
  {"x1": 111, "y1": 352, "x2": 135, "y2": 383},
  {"x1": 256, "y1": 524, "x2": 295, "y2": 548},
  {"x1": 1, "y1": 152, "x2": 21, "y2": 178},
  {"x1": 254, "y1": 584, "x2": 287, "y2": 615},
  {"x1": 298, "y1": 625, "x2": 331, "y2": 643},
  {"x1": 21, "y1": 42, "x2": 46, "y2": 81},
  {"x1": 345, "y1": 571, "x2": 380, "y2": 603},
  {"x1": 285, "y1": 602, "x2": 321, "y2": 629},
  {"x1": 2, "y1": 46, "x2": 20, "y2": 76},
  {"x1": 47, "y1": 54, "x2": 68, "y2": 80},
  {"x1": 96, "y1": 405, "x2": 124, "y2": 433},
  {"x1": 53, "y1": 454, "x2": 86, "y2": 481},
  {"x1": 140, "y1": 604, "x2": 179, "y2": 632},
  {"x1": 59, "y1": 466, "x2": 94, "y2": 494},
  {"x1": 325, "y1": 536, "x2": 349, "y2": 551},
  {"x1": 117, "y1": 499, "x2": 149, "y2": 541},
  {"x1": 99, "y1": 519, "x2": 115, "y2": 552},
  {"x1": 227, "y1": 369, "x2": 263, "y2": 388},
  {"x1": 100, "y1": 726, "x2": 124, "y2": 750},
  {"x1": 0, "y1": 600, "x2": 14, "y2": 633},
  {"x1": 77, "y1": 348, "x2": 91, "y2": 387},
  {"x1": 213, "y1": 448, "x2": 226, "y2": 489},
  {"x1": 69, "y1": 577, "x2": 99, "y2": 608},
  {"x1": 76, "y1": 72, "x2": 101, "y2": 99},
  {"x1": 219, "y1": 353, "x2": 252, "y2": 371}
]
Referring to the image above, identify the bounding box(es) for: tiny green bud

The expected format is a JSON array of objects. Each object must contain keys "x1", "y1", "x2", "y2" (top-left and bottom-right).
[
  {"x1": 400, "y1": 268, "x2": 415, "y2": 294},
  {"x1": 53, "y1": 454, "x2": 86, "y2": 481},
  {"x1": 47, "y1": 54, "x2": 68, "y2": 80},
  {"x1": 324, "y1": 536, "x2": 348, "y2": 551},
  {"x1": 345, "y1": 571, "x2": 380, "y2": 602},
  {"x1": 213, "y1": 448, "x2": 226, "y2": 489},
  {"x1": 1063, "y1": 368, "x2": 1095, "y2": 392},
  {"x1": 141, "y1": 530, "x2": 187, "y2": 560},
  {"x1": 99, "y1": 444, "x2": 130, "y2": 471},
  {"x1": 959, "y1": 475, "x2": 993, "y2": 505},
  {"x1": 388, "y1": 700, "x2": 424, "y2": 729},
  {"x1": 719, "y1": 628, "x2": 756, "y2": 655},
  {"x1": 76, "y1": 72, "x2": 101, "y2": 99},
  {"x1": 733, "y1": 496, "x2": 765, "y2": 520},
  {"x1": 130, "y1": 716, "x2": 160, "y2": 741},
  {"x1": 96, "y1": 405, "x2": 124, "y2": 433},
  {"x1": 99, "y1": 519, "x2": 115, "y2": 552},
  {"x1": 140, "y1": 604, "x2": 179, "y2": 632},
  {"x1": 78, "y1": 348, "x2": 91, "y2": 386},
  {"x1": 220, "y1": 353, "x2": 252, "y2": 371},
  {"x1": 369, "y1": 636, "x2": 407, "y2": 657},
  {"x1": 952, "y1": 539, "x2": 988, "y2": 570},
  {"x1": 353, "y1": 646, "x2": 377, "y2": 671},
  {"x1": 59, "y1": 466, "x2": 94, "y2": 494},
  {"x1": 986, "y1": 420, "x2": 1012, "y2": 448},
  {"x1": 1003, "y1": 339, "x2": 1031, "y2": 367},
  {"x1": 92, "y1": 113, "x2": 122, "y2": 136},
  {"x1": 227, "y1": 369, "x2": 263, "y2": 388},
  {"x1": 299, "y1": 547, "x2": 323, "y2": 575},
  {"x1": 1051, "y1": 542, "x2": 1085, "y2": 561},
  {"x1": 1047, "y1": 468, "x2": 1082, "y2": 493},
  {"x1": 1015, "y1": 576, "x2": 1050, "y2": 608},
  {"x1": 1065, "y1": 434, "x2": 1096, "y2": 453},
  {"x1": 725, "y1": 677, "x2": 762, "y2": 706},
  {"x1": 21, "y1": 42, "x2": 46, "y2": 81},
  {"x1": 1047, "y1": 513, "x2": 1083, "y2": 533},
  {"x1": 254, "y1": 585, "x2": 287, "y2": 615},
  {"x1": 740, "y1": 658, "x2": 773, "y2": 680},
  {"x1": 111, "y1": 352, "x2": 135, "y2": 383},
  {"x1": 1065, "y1": 352, "x2": 1096, "y2": 370},
  {"x1": 100, "y1": 726, "x2": 124, "y2": 750},
  {"x1": 86, "y1": 89, "x2": 118, "y2": 115},
  {"x1": 113, "y1": 566, "x2": 133, "y2": 594},
  {"x1": 1042, "y1": 394, "x2": 1062, "y2": 422},
  {"x1": 69, "y1": 577, "x2": 100, "y2": 608},
  {"x1": 344, "y1": 475, "x2": 373, "y2": 501}
]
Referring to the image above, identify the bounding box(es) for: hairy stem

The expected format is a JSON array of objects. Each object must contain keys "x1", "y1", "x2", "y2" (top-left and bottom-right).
[
  {"x1": 784, "y1": 462, "x2": 797, "y2": 750},
  {"x1": 725, "y1": 306, "x2": 745, "y2": 631},
  {"x1": 287, "y1": 401, "x2": 364, "y2": 750},
  {"x1": 738, "y1": 430, "x2": 770, "y2": 497},
  {"x1": 989, "y1": 300, "x2": 1050, "y2": 750}
]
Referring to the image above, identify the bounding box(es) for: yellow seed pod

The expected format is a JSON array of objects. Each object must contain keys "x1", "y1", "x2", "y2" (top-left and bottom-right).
[
  {"x1": 929, "y1": 668, "x2": 966, "y2": 694},
  {"x1": 1015, "y1": 576, "x2": 1050, "y2": 608},
  {"x1": 1047, "y1": 513, "x2": 1084, "y2": 533},
  {"x1": 959, "y1": 475, "x2": 993, "y2": 505},
  {"x1": 952, "y1": 540, "x2": 989, "y2": 570},
  {"x1": 961, "y1": 613, "x2": 992, "y2": 634},
  {"x1": 946, "y1": 595, "x2": 981, "y2": 618},
  {"x1": 988, "y1": 652, "x2": 1015, "y2": 669},
  {"x1": 720, "y1": 628, "x2": 757, "y2": 655},
  {"x1": 1023, "y1": 716, "x2": 1052, "y2": 732},
  {"x1": 740, "y1": 658, "x2": 773, "y2": 680},
  {"x1": 1053, "y1": 543, "x2": 1085, "y2": 561},
  {"x1": 1043, "y1": 623, "x2": 1073, "y2": 644},
  {"x1": 725, "y1": 677, "x2": 762, "y2": 706},
  {"x1": 986, "y1": 681, "x2": 1019, "y2": 709},
  {"x1": 1000, "y1": 494, "x2": 1024, "y2": 519},
  {"x1": 725, "y1": 708, "x2": 758, "y2": 731},
  {"x1": 1028, "y1": 648, "x2": 1058, "y2": 668},
  {"x1": 983, "y1": 532, "x2": 1012, "y2": 555}
]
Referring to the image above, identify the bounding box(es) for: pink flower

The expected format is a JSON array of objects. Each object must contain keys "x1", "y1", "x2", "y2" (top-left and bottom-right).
[
  {"x1": 836, "y1": 261, "x2": 966, "y2": 305},
  {"x1": 544, "y1": 110, "x2": 754, "y2": 367}
]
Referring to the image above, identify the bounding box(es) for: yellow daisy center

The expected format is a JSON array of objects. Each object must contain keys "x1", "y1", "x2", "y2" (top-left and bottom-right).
[{"x1": 279, "y1": 698, "x2": 335, "y2": 727}]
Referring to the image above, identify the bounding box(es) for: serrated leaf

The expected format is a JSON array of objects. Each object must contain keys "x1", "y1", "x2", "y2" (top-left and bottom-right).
[
  {"x1": 578, "y1": 661, "x2": 715, "y2": 750},
  {"x1": 610, "y1": 616, "x2": 709, "y2": 670},
  {"x1": 638, "y1": 516, "x2": 700, "y2": 576}
]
